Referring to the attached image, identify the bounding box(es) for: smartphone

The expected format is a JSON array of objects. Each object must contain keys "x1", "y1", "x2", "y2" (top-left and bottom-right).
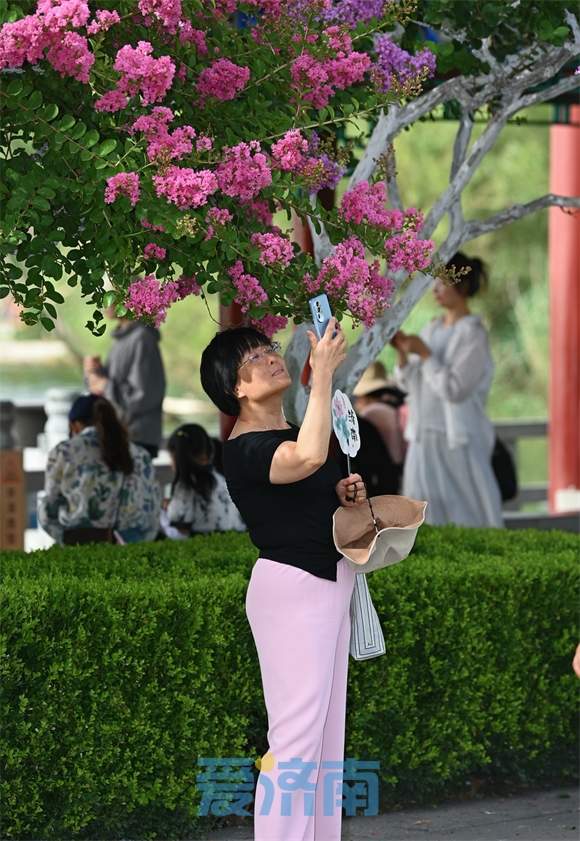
[{"x1": 308, "y1": 293, "x2": 334, "y2": 340}]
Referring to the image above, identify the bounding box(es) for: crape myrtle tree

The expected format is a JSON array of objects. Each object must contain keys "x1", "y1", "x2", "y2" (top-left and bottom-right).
[
  {"x1": 0, "y1": 0, "x2": 579, "y2": 423},
  {"x1": 0, "y1": 0, "x2": 436, "y2": 341}
]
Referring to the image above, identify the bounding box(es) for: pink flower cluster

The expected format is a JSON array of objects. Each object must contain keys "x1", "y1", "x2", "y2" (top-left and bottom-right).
[
  {"x1": 216, "y1": 141, "x2": 272, "y2": 201},
  {"x1": 340, "y1": 181, "x2": 404, "y2": 229},
  {"x1": 138, "y1": 0, "x2": 182, "y2": 34},
  {"x1": 197, "y1": 58, "x2": 250, "y2": 102},
  {"x1": 207, "y1": 207, "x2": 233, "y2": 225},
  {"x1": 271, "y1": 130, "x2": 309, "y2": 172},
  {"x1": 196, "y1": 135, "x2": 213, "y2": 152},
  {"x1": 86, "y1": 9, "x2": 120, "y2": 35},
  {"x1": 95, "y1": 41, "x2": 175, "y2": 112},
  {"x1": 141, "y1": 218, "x2": 165, "y2": 232},
  {"x1": 126, "y1": 272, "x2": 200, "y2": 326},
  {"x1": 291, "y1": 48, "x2": 370, "y2": 109},
  {"x1": 153, "y1": 166, "x2": 218, "y2": 209},
  {"x1": 131, "y1": 107, "x2": 196, "y2": 162},
  {"x1": 175, "y1": 274, "x2": 201, "y2": 298},
  {"x1": 37, "y1": 0, "x2": 89, "y2": 29},
  {"x1": 136, "y1": 0, "x2": 209, "y2": 57},
  {"x1": 213, "y1": 0, "x2": 238, "y2": 16},
  {"x1": 0, "y1": 1, "x2": 94, "y2": 82},
  {"x1": 241, "y1": 198, "x2": 273, "y2": 226},
  {"x1": 178, "y1": 22, "x2": 207, "y2": 52},
  {"x1": 323, "y1": 25, "x2": 352, "y2": 53},
  {"x1": 204, "y1": 206, "x2": 233, "y2": 239},
  {"x1": 250, "y1": 313, "x2": 288, "y2": 338},
  {"x1": 104, "y1": 172, "x2": 140, "y2": 207},
  {"x1": 384, "y1": 231, "x2": 433, "y2": 273},
  {"x1": 270, "y1": 129, "x2": 344, "y2": 190},
  {"x1": 228, "y1": 260, "x2": 268, "y2": 313},
  {"x1": 143, "y1": 243, "x2": 167, "y2": 261},
  {"x1": 126, "y1": 275, "x2": 178, "y2": 327},
  {"x1": 46, "y1": 29, "x2": 94, "y2": 81},
  {"x1": 251, "y1": 232, "x2": 294, "y2": 267},
  {"x1": 317, "y1": 237, "x2": 395, "y2": 327}
]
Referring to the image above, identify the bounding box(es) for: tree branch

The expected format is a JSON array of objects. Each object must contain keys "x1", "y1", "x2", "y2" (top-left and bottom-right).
[
  {"x1": 460, "y1": 194, "x2": 580, "y2": 243},
  {"x1": 446, "y1": 109, "x2": 473, "y2": 236}
]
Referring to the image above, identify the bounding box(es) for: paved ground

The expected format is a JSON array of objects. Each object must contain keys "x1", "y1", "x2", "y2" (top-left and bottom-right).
[{"x1": 202, "y1": 785, "x2": 578, "y2": 841}]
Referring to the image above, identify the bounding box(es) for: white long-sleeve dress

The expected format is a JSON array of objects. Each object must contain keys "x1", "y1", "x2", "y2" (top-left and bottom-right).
[{"x1": 394, "y1": 314, "x2": 503, "y2": 528}]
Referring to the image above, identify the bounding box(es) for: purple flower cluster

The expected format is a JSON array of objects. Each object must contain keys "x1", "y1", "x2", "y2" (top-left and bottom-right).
[
  {"x1": 373, "y1": 35, "x2": 436, "y2": 92},
  {"x1": 324, "y1": 0, "x2": 388, "y2": 26}
]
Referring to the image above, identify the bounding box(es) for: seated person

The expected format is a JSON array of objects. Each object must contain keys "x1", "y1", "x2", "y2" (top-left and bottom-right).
[
  {"x1": 353, "y1": 360, "x2": 407, "y2": 468},
  {"x1": 37, "y1": 394, "x2": 161, "y2": 545},
  {"x1": 162, "y1": 424, "x2": 246, "y2": 538}
]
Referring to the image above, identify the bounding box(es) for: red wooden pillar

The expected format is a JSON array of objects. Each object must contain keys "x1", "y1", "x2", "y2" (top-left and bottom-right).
[
  {"x1": 548, "y1": 104, "x2": 580, "y2": 512},
  {"x1": 219, "y1": 301, "x2": 244, "y2": 441}
]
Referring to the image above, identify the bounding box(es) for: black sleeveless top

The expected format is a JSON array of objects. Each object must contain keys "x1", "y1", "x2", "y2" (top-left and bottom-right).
[{"x1": 222, "y1": 424, "x2": 343, "y2": 581}]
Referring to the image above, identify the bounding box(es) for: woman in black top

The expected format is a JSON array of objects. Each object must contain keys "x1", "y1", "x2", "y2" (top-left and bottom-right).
[{"x1": 201, "y1": 320, "x2": 367, "y2": 841}]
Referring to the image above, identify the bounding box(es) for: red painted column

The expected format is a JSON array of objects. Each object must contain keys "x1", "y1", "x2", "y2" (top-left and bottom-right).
[
  {"x1": 219, "y1": 301, "x2": 244, "y2": 441},
  {"x1": 548, "y1": 105, "x2": 580, "y2": 512}
]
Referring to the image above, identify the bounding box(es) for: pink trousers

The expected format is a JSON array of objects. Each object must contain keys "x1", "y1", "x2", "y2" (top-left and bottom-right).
[{"x1": 245, "y1": 555, "x2": 356, "y2": 841}]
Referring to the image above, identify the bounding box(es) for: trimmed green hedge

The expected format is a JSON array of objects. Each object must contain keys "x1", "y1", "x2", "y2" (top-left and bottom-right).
[{"x1": 1, "y1": 526, "x2": 579, "y2": 839}]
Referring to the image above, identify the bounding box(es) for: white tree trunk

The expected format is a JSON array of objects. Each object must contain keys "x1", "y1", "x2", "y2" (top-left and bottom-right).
[{"x1": 283, "y1": 17, "x2": 580, "y2": 421}]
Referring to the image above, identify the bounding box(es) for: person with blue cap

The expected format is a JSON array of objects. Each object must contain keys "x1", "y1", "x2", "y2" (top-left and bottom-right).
[{"x1": 37, "y1": 394, "x2": 161, "y2": 545}]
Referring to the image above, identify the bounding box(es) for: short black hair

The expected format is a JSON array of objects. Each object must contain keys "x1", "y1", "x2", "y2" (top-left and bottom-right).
[
  {"x1": 200, "y1": 326, "x2": 271, "y2": 416},
  {"x1": 446, "y1": 252, "x2": 489, "y2": 298}
]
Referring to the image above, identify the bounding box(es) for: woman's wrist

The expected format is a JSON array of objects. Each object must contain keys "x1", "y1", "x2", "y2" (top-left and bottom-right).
[{"x1": 310, "y1": 369, "x2": 333, "y2": 390}]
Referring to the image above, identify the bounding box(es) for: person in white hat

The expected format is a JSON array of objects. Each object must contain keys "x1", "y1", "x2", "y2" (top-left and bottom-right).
[{"x1": 352, "y1": 360, "x2": 407, "y2": 470}]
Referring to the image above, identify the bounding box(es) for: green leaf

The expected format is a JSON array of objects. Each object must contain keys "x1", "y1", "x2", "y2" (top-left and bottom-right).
[
  {"x1": 27, "y1": 90, "x2": 43, "y2": 110},
  {"x1": 44, "y1": 285, "x2": 65, "y2": 303},
  {"x1": 58, "y1": 114, "x2": 76, "y2": 132},
  {"x1": 71, "y1": 121, "x2": 87, "y2": 140},
  {"x1": 40, "y1": 316, "x2": 56, "y2": 332},
  {"x1": 552, "y1": 25, "x2": 569, "y2": 40},
  {"x1": 6, "y1": 264, "x2": 23, "y2": 280},
  {"x1": 40, "y1": 103, "x2": 59, "y2": 121},
  {"x1": 0, "y1": 287, "x2": 10, "y2": 299},
  {"x1": 98, "y1": 139, "x2": 118, "y2": 157},
  {"x1": 103, "y1": 291, "x2": 117, "y2": 308},
  {"x1": 7, "y1": 78, "x2": 23, "y2": 96},
  {"x1": 84, "y1": 129, "x2": 99, "y2": 148},
  {"x1": 41, "y1": 257, "x2": 63, "y2": 279},
  {"x1": 31, "y1": 197, "x2": 51, "y2": 211},
  {"x1": 93, "y1": 157, "x2": 110, "y2": 170}
]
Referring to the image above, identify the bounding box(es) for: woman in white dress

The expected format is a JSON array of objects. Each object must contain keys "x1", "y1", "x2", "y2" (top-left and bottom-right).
[
  {"x1": 392, "y1": 253, "x2": 503, "y2": 528},
  {"x1": 161, "y1": 423, "x2": 246, "y2": 538}
]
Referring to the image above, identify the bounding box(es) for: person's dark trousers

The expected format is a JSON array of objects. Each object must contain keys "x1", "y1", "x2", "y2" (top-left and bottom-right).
[{"x1": 134, "y1": 442, "x2": 159, "y2": 459}]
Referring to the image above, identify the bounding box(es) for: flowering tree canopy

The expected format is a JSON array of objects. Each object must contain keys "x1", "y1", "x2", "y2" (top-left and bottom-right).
[{"x1": 0, "y1": 0, "x2": 441, "y2": 336}]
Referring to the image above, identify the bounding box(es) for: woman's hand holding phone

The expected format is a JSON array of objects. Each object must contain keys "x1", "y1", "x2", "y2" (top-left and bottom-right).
[{"x1": 306, "y1": 318, "x2": 347, "y2": 378}]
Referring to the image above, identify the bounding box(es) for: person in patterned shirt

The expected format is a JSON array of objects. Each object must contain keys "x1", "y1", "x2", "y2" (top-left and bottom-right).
[{"x1": 37, "y1": 394, "x2": 161, "y2": 545}]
